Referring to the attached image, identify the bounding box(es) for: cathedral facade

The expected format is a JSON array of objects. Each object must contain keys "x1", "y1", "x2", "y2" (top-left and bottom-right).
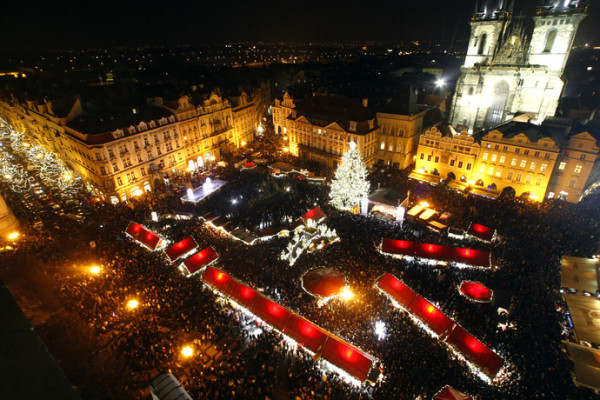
[{"x1": 450, "y1": 0, "x2": 588, "y2": 132}]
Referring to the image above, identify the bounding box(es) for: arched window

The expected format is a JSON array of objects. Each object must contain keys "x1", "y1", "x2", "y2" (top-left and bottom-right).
[
  {"x1": 478, "y1": 33, "x2": 487, "y2": 55},
  {"x1": 380, "y1": 141, "x2": 386, "y2": 150},
  {"x1": 485, "y1": 81, "x2": 510, "y2": 128},
  {"x1": 397, "y1": 143, "x2": 402, "y2": 153},
  {"x1": 544, "y1": 30, "x2": 557, "y2": 53}
]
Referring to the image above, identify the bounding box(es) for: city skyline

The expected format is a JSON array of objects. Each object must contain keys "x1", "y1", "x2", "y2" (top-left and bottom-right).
[{"x1": 2, "y1": 0, "x2": 600, "y2": 54}]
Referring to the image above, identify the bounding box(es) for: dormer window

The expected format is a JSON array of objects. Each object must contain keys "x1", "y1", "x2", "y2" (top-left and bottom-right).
[{"x1": 349, "y1": 121, "x2": 357, "y2": 132}]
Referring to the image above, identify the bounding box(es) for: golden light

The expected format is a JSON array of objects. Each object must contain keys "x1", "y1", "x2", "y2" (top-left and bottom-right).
[
  {"x1": 22, "y1": 142, "x2": 30, "y2": 147},
  {"x1": 426, "y1": 305, "x2": 436, "y2": 314},
  {"x1": 4, "y1": 174, "x2": 11, "y2": 180},
  {"x1": 181, "y1": 346, "x2": 194, "y2": 357},
  {"x1": 36, "y1": 153, "x2": 43, "y2": 159},
  {"x1": 419, "y1": 201, "x2": 430, "y2": 208},
  {"x1": 90, "y1": 265, "x2": 101, "y2": 274},
  {"x1": 241, "y1": 141, "x2": 246, "y2": 146},
  {"x1": 8, "y1": 232, "x2": 19, "y2": 240},
  {"x1": 283, "y1": 136, "x2": 288, "y2": 141},
  {"x1": 127, "y1": 299, "x2": 139, "y2": 309},
  {"x1": 339, "y1": 287, "x2": 354, "y2": 301},
  {"x1": 210, "y1": 156, "x2": 216, "y2": 161},
  {"x1": 283, "y1": 147, "x2": 289, "y2": 152},
  {"x1": 63, "y1": 173, "x2": 72, "y2": 181}
]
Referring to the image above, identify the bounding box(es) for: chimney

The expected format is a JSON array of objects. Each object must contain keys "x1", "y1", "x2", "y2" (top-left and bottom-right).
[{"x1": 362, "y1": 98, "x2": 369, "y2": 107}]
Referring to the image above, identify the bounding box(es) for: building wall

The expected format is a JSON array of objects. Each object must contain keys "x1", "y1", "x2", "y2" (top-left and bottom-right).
[
  {"x1": 375, "y1": 111, "x2": 426, "y2": 169},
  {"x1": 0, "y1": 90, "x2": 266, "y2": 202}
]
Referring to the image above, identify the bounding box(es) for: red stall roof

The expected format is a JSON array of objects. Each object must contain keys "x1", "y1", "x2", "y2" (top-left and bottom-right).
[
  {"x1": 301, "y1": 207, "x2": 325, "y2": 224},
  {"x1": 459, "y1": 281, "x2": 493, "y2": 303},
  {"x1": 137, "y1": 228, "x2": 162, "y2": 250},
  {"x1": 321, "y1": 335, "x2": 377, "y2": 382},
  {"x1": 446, "y1": 325, "x2": 504, "y2": 379},
  {"x1": 283, "y1": 314, "x2": 328, "y2": 353},
  {"x1": 164, "y1": 237, "x2": 198, "y2": 262},
  {"x1": 252, "y1": 295, "x2": 292, "y2": 331},
  {"x1": 410, "y1": 296, "x2": 455, "y2": 337},
  {"x1": 201, "y1": 267, "x2": 376, "y2": 382},
  {"x1": 433, "y1": 385, "x2": 473, "y2": 400},
  {"x1": 376, "y1": 273, "x2": 418, "y2": 309},
  {"x1": 467, "y1": 223, "x2": 494, "y2": 242},
  {"x1": 183, "y1": 247, "x2": 219, "y2": 275},
  {"x1": 125, "y1": 221, "x2": 144, "y2": 238},
  {"x1": 381, "y1": 239, "x2": 494, "y2": 269}
]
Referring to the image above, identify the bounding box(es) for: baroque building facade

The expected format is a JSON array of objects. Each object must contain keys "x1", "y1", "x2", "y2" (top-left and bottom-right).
[
  {"x1": 0, "y1": 89, "x2": 266, "y2": 203},
  {"x1": 450, "y1": 0, "x2": 588, "y2": 132}
]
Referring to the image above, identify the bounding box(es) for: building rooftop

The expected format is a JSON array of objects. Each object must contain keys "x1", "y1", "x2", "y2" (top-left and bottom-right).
[{"x1": 67, "y1": 105, "x2": 173, "y2": 135}]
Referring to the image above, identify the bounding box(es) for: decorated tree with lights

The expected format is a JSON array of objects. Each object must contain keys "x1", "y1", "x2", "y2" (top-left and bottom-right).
[{"x1": 329, "y1": 142, "x2": 370, "y2": 210}]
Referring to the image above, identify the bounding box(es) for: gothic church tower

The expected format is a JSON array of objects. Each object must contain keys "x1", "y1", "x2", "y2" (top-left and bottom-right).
[{"x1": 450, "y1": 0, "x2": 588, "y2": 133}]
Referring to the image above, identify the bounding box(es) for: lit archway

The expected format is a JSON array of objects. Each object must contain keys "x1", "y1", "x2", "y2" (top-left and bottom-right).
[
  {"x1": 485, "y1": 81, "x2": 509, "y2": 128},
  {"x1": 544, "y1": 30, "x2": 557, "y2": 53}
]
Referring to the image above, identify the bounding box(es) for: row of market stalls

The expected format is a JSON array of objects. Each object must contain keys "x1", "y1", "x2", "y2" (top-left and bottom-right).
[
  {"x1": 201, "y1": 265, "x2": 378, "y2": 383},
  {"x1": 379, "y1": 238, "x2": 497, "y2": 269},
  {"x1": 377, "y1": 273, "x2": 504, "y2": 380},
  {"x1": 268, "y1": 161, "x2": 326, "y2": 184},
  {"x1": 560, "y1": 255, "x2": 600, "y2": 391}
]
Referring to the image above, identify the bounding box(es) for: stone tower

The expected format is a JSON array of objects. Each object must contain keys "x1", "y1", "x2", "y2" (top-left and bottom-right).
[{"x1": 450, "y1": 0, "x2": 588, "y2": 133}]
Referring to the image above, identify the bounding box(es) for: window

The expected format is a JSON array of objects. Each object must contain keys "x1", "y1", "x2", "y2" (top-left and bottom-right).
[
  {"x1": 520, "y1": 160, "x2": 527, "y2": 168},
  {"x1": 507, "y1": 172, "x2": 514, "y2": 180},
  {"x1": 580, "y1": 154, "x2": 587, "y2": 160},
  {"x1": 420, "y1": 153, "x2": 425, "y2": 160},
  {"x1": 100, "y1": 166, "x2": 106, "y2": 175},
  {"x1": 380, "y1": 141, "x2": 386, "y2": 150},
  {"x1": 495, "y1": 169, "x2": 502, "y2": 177},
  {"x1": 137, "y1": 154, "x2": 143, "y2": 163},
  {"x1": 434, "y1": 156, "x2": 440, "y2": 163},
  {"x1": 482, "y1": 152, "x2": 489, "y2": 160},
  {"x1": 502, "y1": 146, "x2": 508, "y2": 152},
  {"x1": 534, "y1": 151, "x2": 540, "y2": 157},
  {"x1": 389, "y1": 144, "x2": 394, "y2": 152},
  {"x1": 113, "y1": 163, "x2": 119, "y2": 172},
  {"x1": 108, "y1": 149, "x2": 115, "y2": 158},
  {"x1": 544, "y1": 30, "x2": 557, "y2": 53},
  {"x1": 466, "y1": 162, "x2": 471, "y2": 170},
  {"x1": 147, "y1": 150, "x2": 153, "y2": 159},
  {"x1": 491, "y1": 154, "x2": 497, "y2": 162},
  {"x1": 479, "y1": 164, "x2": 486, "y2": 173},
  {"x1": 95, "y1": 152, "x2": 101, "y2": 161},
  {"x1": 494, "y1": 144, "x2": 500, "y2": 150},
  {"x1": 540, "y1": 163, "x2": 547, "y2": 172},
  {"x1": 511, "y1": 158, "x2": 517, "y2": 166},
  {"x1": 536, "y1": 177, "x2": 542, "y2": 186},
  {"x1": 499, "y1": 155, "x2": 506, "y2": 164},
  {"x1": 488, "y1": 166, "x2": 494, "y2": 174},
  {"x1": 569, "y1": 179, "x2": 576, "y2": 188},
  {"x1": 116, "y1": 176, "x2": 123, "y2": 186},
  {"x1": 427, "y1": 155, "x2": 432, "y2": 161},
  {"x1": 523, "y1": 149, "x2": 530, "y2": 156},
  {"x1": 459, "y1": 161, "x2": 464, "y2": 169},
  {"x1": 558, "y1": 162, "x2": 566, "y2": 170},
  {"x1": 486, "y1": 143, "x2": 491, "y2": 149},
  {"x1": 530, "y1": 162, "x2": 536, "y2": 170},
  {"x1": 574, "y1": 165, "x2": 582, "y2": 174},
  {"x1": 516, "y1": 173, "x2": 522, "y2": 182},
  {"x1": 526, "y1": 175, "x2": 532, "y2": 184},
  {"x1": 141, "y1": 167, "x2": 145, "y2": 176},
  {"x1": 515, "y1": 148, "x2": 520, "y2": 154},
  {"x1": 478, "y1": 33, "x2": 487, "y2": 55},
  {"x1": 450, "y1": 160, "x2": 455, "y2": 167},
  {"x1": 545, "y1": 153, "x2": 551, "y2": 159}
]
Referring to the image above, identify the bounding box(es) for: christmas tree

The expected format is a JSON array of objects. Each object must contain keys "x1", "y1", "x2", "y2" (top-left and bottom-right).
[{"x1": 329, "y1": 142, "x2": 370, "y2": 210}]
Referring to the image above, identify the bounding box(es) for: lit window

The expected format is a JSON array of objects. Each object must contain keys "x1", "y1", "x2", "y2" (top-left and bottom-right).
[
  {"x1": 558, "y1": 162, "x2": 566, "y2": 170},
  {"x1": 482, "y1": 152, "x2": 489, "y2": 160},
  {"x1": 536, "y1": 177, "x2": 542, "y2": 186},
  {"x1": 574, "y1": 165, "x2": 582, "y2": 174},
  {"x1": 540, "y1": 163, "x2": 547, "y2": 172},
  {"x1": 520, "y1": 160, "x2": 527, "y2": 168},
  {"x1": 499, "y1": 155, "x2": 505, "y2": 164},
  {"x1": 495, "y1": 169, "x2": 502, "y2": 177},
  {"x1": 381, "y1": 142, "x2": 386, "y2": 150},
  {"x1": 479, "y1": 164, "x2": 486, "y2": 172},
  {"x1": 488, "y1": 166, "x2": 494, "y2": 174},
  {"x1": 511, "y1": 158, "x2": 517, "y2": 166},
  {"x1": 526, "y1": 175, "x2": 532, "y2": 184},
  {"x1": 491, "y1": 154, "x2": 497, "y2": 162},
  {"x1": 530, "y1": 162, "x2": 536, "y2": 170}
]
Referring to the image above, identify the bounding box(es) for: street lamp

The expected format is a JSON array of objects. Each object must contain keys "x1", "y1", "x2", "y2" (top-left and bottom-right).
[
  {"x1": 90, "y1": 265, "x2": 101, "y2": 274},
  {"x1": 339, "y1": 287, "x2": 354, "y2": 301},
  {"x1": 8, "y1": 232, "x2": 19, "y2": 241},
  {"x1": 181, "y1": 346, "x2": 194, "y2": 357},
  {"x1": 127, "y1": 299, "x2": 139, "y2": 310}
]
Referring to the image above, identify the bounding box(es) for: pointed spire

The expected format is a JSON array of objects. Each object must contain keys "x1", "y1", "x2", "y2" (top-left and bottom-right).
[
  {"x1": 473, "y1": 0, "x2": 479, "y2": 13},
  {"x1": 509, "y1": 0, "x2": 514, "y2": 12},
  {"x1": 498, "y1": 0, "x2": 505, "y2": 10}
]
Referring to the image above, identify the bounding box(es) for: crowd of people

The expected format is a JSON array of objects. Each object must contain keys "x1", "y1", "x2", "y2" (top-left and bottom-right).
[{"x1": 1, "y1": 135, "x2": 600, "y2": 400}]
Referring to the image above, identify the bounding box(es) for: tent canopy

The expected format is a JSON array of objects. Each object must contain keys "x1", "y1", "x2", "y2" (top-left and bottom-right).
[
  {"x1": 201, "y1": 267, "x2": 376, "y2": 382},
  {"x1": 381, "y1": 238, "x2": 495, "y2": 269},
  {"x1": 301, "y1": 207, "x2": 325, "y2": 224},
  {"x1": 433, "y1": 385, "x2": 473, "y2": 400},
  {"x1": 459, "y1": 281, "x2": 493, "y2": 302},
  {"x1": 164, "y1": 237, "x2": 198, "y2": 262},
  {"x1": 183, "y1": 247, "x2": 219, "y2": 275},
  {"x1": 302, "y1": 268, "x2": 346, "y2": 297},
  {"x1": 561, "y1": 255, "x2": 600, "y2": 293},
  {"x1": 467, "y1": 223, "x2": 495, "y2": 242}
]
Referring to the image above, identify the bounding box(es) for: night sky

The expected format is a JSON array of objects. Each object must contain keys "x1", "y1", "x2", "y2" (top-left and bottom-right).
[{"x1": 0, "y1": 0, "x2": 599, "y2": 53}]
